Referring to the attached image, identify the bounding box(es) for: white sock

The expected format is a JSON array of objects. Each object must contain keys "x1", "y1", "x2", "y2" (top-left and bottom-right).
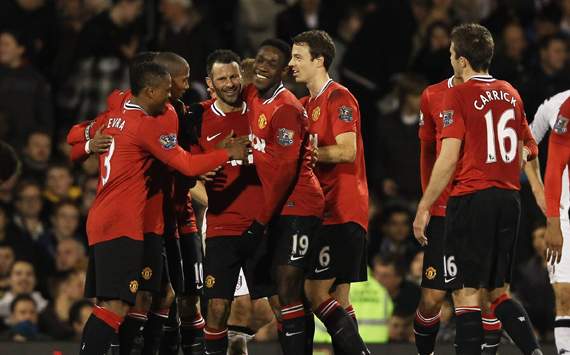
[{"x1": 555, "y1": 316, "x2": 570, "y2": 354}]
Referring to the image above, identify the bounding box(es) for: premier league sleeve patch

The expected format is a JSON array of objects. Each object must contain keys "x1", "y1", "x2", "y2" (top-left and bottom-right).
[
  {"x1": 554, "y1": 115, "x2": 569, "y2": 135},
  {"x1": 159, "y1": 133, "x2": 178, "y2": 150},
  {"x1": 277, "y1": 128, "x2": 295, "y2": 147},
  {"x1": 338, "y1": 106, "x2": 354, "y2": 122},
  {"x1": 442, "y1": 110, "x2": 454, "y2": 128}
]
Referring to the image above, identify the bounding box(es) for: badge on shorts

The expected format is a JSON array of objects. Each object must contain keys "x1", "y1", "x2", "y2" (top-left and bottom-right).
[
  {"x1": 312, "y1": 106, "x2": 321, "y2": 122},
  {"x1": 442, "y1": 110, "x2": 454, "y2": 128},
  {"x1": 425, "y1": 266, "x2": 437, "y2": 280},
  {"x1": 277, "y1": 128, "x2": 294, "y2": 146},
  {"x1": 129, "y1": 280, "x2": 139, "y2": 294},
  {"x1": 258, "y1": 114, "x2": 267, "y2": 129},
  {"x1": 205, "y1": 275, "x2": 216, "y2": 288},
  {"x1": 159, "y1": 133, "x2": 177, "y2": 150},
  {"x1": 338, "y1": 106, "x2": 353, "y2": 122},
  {"x1": 554, "y1": 115, "x2": 569, "y2": 134},
  {"x1": 141, "y1": 267, "x2": 152, "y2": 280}
]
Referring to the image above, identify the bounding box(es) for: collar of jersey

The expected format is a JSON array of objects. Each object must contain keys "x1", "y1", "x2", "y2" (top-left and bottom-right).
[
  {"x1": 262, "y1": 82, "x2": 286, "y2": 105},
  {"x1": 465, "y1": 74, "x2": 495, "y2": 83},
  {"x1": 124, "y1": 100, "x2": 148, "y2": 114},
  {"x1": 211, "y1": 100, "x2": 248, "y2": 117},
  {"x1": 447, "y1": 76, "x2": 454, "y2": 88},
  {"x1": 310, "y1": 78, "x2": 334, "y2": 102}
]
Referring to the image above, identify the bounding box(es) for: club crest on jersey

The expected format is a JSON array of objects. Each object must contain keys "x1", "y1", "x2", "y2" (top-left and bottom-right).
[
  {"x1": 312, "y1": 106, "x2": 321, "y2": 122},
  {"x1": 205, "y1": 275, "x2": 216, "y2": 288},
  {"x1": 141, "y1": 267, "x2": 152, "y2": 280},
  {"x1": 338, "y1": 106, "x2": 353, "y2": 122},
  {"x1": 258, "y1": 114, "x2": 267, "y2": 129},
  {"x1": 159, "y1": 133, "x2": 177, "y2": 150},
  {"x1": 277, "y1": 128, "x2": 294, "y2": 146},
  {"x1": 554, "y1": 115, "x2": 569, "y2": 134},
  {"x1": 425, "y1": 266, "x2": 436, "y2": 280},
  {"x1": 442, "y1": 110, "x2": 454, "y2": 127},
  {"x1": 129, "y1": 280, "x2": 139, "y2": 294}
]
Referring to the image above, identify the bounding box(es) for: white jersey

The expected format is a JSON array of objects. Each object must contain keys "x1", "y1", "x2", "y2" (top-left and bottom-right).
[
  {"x1": 530, "y1": 90, "x2": 570, "y2": 219},
  {"x1": 531, "y1": 90, "x2": 570, "y2": 283}
]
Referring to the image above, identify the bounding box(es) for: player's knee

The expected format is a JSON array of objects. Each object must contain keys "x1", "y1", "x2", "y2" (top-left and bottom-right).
[
  {"x1": 554, "y1": 283, "x2": 570, "y2": 315},
  {"x1": 135, "y1": 290, "x2": 154, "y2": 312},
  {"x1": 419, "y1": 289, "x2": 446, "y2": 315},
  {"x1": 208, "y1": 298, "x2": 231, "y2": 327},
  {"x1": 331, "y1": 283, "x2": 350, "y2": 308},
  {"x1": 304, "y1": 280, "x2": 332, "y2": 309},
  {"x1": 487, "y1": 286, "x2": 509, "y2": 302},
  {"x1": 101, "y1": 300, "x2": 131, "y2": 318},
  {"x1": 179, "y1": 295, "x2": 199, "y2": 319},
  {"x1": 229, "y1": 296, "x2": 252, "y2": 326},
  {"x1": 276, "y1": 267, "x2": 304, "y2": 303},
  {"x1": 160, "y1": 284, "x2": 176, "y2": 309}
]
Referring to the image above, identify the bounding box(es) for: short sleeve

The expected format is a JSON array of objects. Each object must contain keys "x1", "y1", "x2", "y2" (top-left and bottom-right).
[
  {"x1": 551, "y1": 97, "x2": 570, "y2": 146},
  {"x1": 440, "y1": 89, "x2": 465, "y2": 140},
  {"x1": 418, "y1": 89, "x2": 436, "y2": 141},
  {"x1": 328, "y1": 89, "x2": 359, "y2": 137},
  {"x1": 269, "y1": 105, "x2": 304, "y2": 160}
]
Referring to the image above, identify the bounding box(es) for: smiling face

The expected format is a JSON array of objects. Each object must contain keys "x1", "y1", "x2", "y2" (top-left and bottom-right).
[
  {"x1": 207, "y1": 61, "x2": 242, "y2": 106},
  {"x1": 289, "y1": 43, "x2": 319, "y2": 84},
  {"x1": 170, "y1": 63, "x2": 190, "y2": 101},
  {"x1": 253, "y1": 46, "x2": 286, "y2": 92}
]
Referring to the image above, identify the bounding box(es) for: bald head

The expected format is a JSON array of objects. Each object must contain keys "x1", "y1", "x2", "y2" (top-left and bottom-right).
[{"x1": 154, "y1": 52, "x2": 189, "y2": 76}]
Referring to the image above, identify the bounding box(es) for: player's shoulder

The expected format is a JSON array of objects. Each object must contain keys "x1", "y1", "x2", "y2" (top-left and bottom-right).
[
  {"x1": 275, "y1": 88, "x2": 304, "y2": 111},
  {"x1": 425, "y1": 77, "x2": 453, "y2": 96},
  {"x1": 107, "y1": 89, "x2": 131, "y2": 111},
  {"x1": 327, "y1": 81, "x2": 357, "y2": 103}
]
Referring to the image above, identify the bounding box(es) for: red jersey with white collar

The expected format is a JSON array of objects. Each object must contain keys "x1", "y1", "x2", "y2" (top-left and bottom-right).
[{"x1": 302, "y1": 80, "x2": 369, "y2": 231}]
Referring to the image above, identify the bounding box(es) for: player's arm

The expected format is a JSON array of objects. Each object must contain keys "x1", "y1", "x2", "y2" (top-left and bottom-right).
[
  {"x1": 190, "y1": 180, "x2": 208, "y2": 209},
  {"x1": 67, "y1": 116, "x2": 112, "y2": 162},
  {"x1": 256, "y1": 105, "x2": 304, "y2": 226},
  {"x1": 318, "y1": 90, "x2": 359, "y2": 163},
  {"x1": 418, "y1": 90, "x2": 437, "y2": 191},
  {"x1": 524, "y1": 157, "x2": 546, "y2": 215},
  {"x1": 531, "y1": 96, "x2": 556, "y2": 143},
  {"x1": 521, "y1": 118, "x2": 538, "y2": 162}
]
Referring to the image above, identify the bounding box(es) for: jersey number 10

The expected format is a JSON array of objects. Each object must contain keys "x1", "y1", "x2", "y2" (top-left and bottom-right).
[{"x1": 484, "y1": 108, "x2": 517, "y2": 164}]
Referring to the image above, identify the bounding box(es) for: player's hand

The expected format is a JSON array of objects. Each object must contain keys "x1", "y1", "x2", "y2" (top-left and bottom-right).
[
  {"x1": 240, "y1": 221, "x2": 265, "y2": 257},
  {"x1": 199, "y1": 167, "x2": 221, "y2": 182},
  {"x1": 219, "y1": 131, "x2": 249, "y2": 161},
  {"x1": 413, "y1": 205, "x2": 430, "y2": 246},
  {"x1": 545, "y1": 218, "x2": 563, "y2": 265},
  {"x1": 532, "y1": 186, "x2": 547, "y2": 215},
  {"x1": 88, "y1": 127, "x2": 113, "y2": 154}
]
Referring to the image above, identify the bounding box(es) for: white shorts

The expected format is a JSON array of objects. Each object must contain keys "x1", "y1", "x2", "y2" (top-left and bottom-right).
[
  {"x1": 548, "y1": 218, "x2": 570, "y2": 284},
  {"x1": 234, "y1": 268, "x2": 250, "y2": 297}
]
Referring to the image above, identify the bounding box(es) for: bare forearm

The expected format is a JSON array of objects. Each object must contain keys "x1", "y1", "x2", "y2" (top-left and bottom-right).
[
  {"x1": 319, "y1": 144, "x2": 355, "y2": 163},
  {"x1": 419, "y1": 158, "x2": 456, "y2": 210},
  {"x1": 524, "y1": 157, "x2": 543, "y2": 193}
]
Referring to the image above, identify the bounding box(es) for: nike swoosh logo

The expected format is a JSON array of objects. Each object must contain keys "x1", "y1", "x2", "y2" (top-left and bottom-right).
[
  {"x1": 285, "y1": 331, "x2": 304, "y2": 337},
  {"x1": 314, "y1": 267, "x2": 330, "y2": 273},
  {"x1": 207, "y1": 133, "x2": 222, "y2": 141},
  {"x1": 444, "y1": 277, "x2": 456, "y2": 283},
  {"x1": 290, "y1": 255, "x2": 304, "y2": 261}
]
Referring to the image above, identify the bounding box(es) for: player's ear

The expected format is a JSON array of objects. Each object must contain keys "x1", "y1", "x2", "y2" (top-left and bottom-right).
[{"x1": 205, "y1": 77, "x2": 213, "y2": 90}]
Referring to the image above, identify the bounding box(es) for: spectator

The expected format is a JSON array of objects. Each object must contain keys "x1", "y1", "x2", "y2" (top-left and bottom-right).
[
  {"x1": 80, "y1": 155, "x2": 99, "y2": 181},
  {"x1": 12, "y1": 180, "x2": 45, "y2": 244},
  {"x1": 512, "y1": 221, "x2": 555, "y2": 339},
  {"x1": 38, "y1": 270, "x2": 85, "y2": 340},
  {"x1": 20, "y1": 131, "x2": 51, "y2": 182},
  {"x1": 388, "y1": 309, "x2": 414, "y2": 343},
  {"x1": 236, "y1": 0, "x2": 286, "y2": 57},
  {"x1": 491, "y1": 21, "x2": 529, "y2": 86},
  {"x1": 276, "y1": 0, "x2": 337, "y2": 45},
  {"x1": 0, "y1": 294, "x2": 50, "y2": 341},
  {"x1": 0, "y1": 244, "x2": 15, "y2": 297},
  {"x1": 0, "y1": 260, "x2": 47, "y2": 319},
  {"x1": 43, "y1": 163, "x2": 82, "y2": 208},
  {"x1": 38, "y1": 201, "x2": 82, "y2": 267},
  {"x1": 55, "y1": 238, "x2": 87, "y2": 272},
  {"x1": 375, "y1": 74, "x2": 427, "y2": 201},
  {"x1": 157, "y1": 0, "x2": 221, "y2": 100},
  {"x1": 411, "y1": 21, "x2": 452, "y2": 84},
  {"x1": 330, "y1": 5, "x2": 364, "y2": 82},
  {"x1": 59, "y1": 0, "x2": 141, "y2": 123},
  {"x1": 79, "y1": 175, "x2": 98, "y2": 218},
  {"x1": 520, "y1": 34, "x2": 570, "y2": 116},
  {"x1": 372, "y1": 254, "x2": 420, "y2": 317},
  {"x1": 69, "y1": 299, "x2": 93, "y2": 341},
  {"x1": 0, "y1": 30, "x2": 54, "y2": 151},
  {"x1": 0, "y1": 140, "x2": 20, "y2": 186},
  {"x1": 368, "y1": 204, "x2": 419, "y2": 265}
]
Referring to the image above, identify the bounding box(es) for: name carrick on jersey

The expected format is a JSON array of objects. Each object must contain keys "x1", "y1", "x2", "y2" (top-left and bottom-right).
[
  {"x1": 302, "y1": 79, "x2": 369, "y2": 231},
  {"x1": 441, "y1": 75, "x2": 528, "y2": 196},
  {"x1": 86, "y1": 100, "x2": 229, "y2": 246},
  {"x1": 192, "y1": 100, "x2": 263, "y2": 238},
  {"x1": 244, "y1": 83, "x2": 324, "y2": 224}
]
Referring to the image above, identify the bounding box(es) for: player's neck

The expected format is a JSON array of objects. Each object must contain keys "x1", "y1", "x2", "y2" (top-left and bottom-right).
[
  {"x1": 308, "y1": 71, "x2": 331, "y2": 98},
  {"x1": 129, "y1": 97, "x2": 151, "y2": 114},
  {"x1": 215, "y1": 99, "x2": 243, "y2": 114},
  {"x1": 462, "y1": 68, "x2": 490, "y2": 82},
  {"x1": 259, "y1": 81, "x2": 282, "y2": 100}
]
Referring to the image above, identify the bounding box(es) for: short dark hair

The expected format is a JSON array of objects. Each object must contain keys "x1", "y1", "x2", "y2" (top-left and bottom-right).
[
  {"x1": 69, "y1": 299, "x2": 94, "y2": 325},
  {"x1": 451, "y1": 23, "x2": 494, "y2": 72},
  {"x1": 371, "y1": 254, "x2": 404, "y2": 276},
  {"x1": 154, "y1": 52, "x2": 189, "y2": 76},
  {"x1": 48, "y1": 270, "x2": 75, "y2": 298},
  {"x1": 51, "y1": 200, "x2": 79, "y2": 217},
  {"x1": 206, "y1": 49, "x2": 241, "y2": 76},
  {"x1": 0, "y1": 141, "x2": 20, "y2": 183},
  {"x1": 259, "y1": 38, "x2": 291, "y2": 67},
  {"x1": 292, "y1": 30, "x2": 336, "y2": 70},
  {"x1": 15, "y1": 179, "x2": 41, "y2": 198},
  {"x1": 130, "y1": 62, "x2": 170, "y2": 96},
  {"x1": 10, "y1": 293, "x2": 36, "y2": 313},
  {"x1": 539, "y1": 34, "x2": 567, "y2": 51}
]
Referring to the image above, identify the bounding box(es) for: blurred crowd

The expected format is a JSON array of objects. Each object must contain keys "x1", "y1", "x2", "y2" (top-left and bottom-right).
[{"x1": 0, "y1": 0, "x2": 566, "y2": 345}]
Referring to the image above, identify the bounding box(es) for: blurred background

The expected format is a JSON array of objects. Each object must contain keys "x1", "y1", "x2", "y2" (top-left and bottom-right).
[{"x1": 0, "y1": 0, "x2": 564, "y2": 349}]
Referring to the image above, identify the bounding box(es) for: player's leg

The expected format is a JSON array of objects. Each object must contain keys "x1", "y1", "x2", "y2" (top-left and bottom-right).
[
  {"x1": 452, "y1": 287, "x2": 484, "y2": 355},
  {"x1": 80, "y1": 237, "x2": 143, "y2": 355},
  {"x1": 480, "y1": 292, "x2": 502, "y2": 355},
  {"x1": 179, "y1": 232, "x2": 206, "y2": 355},
  {"x1": 306, "y1": 223, "x2": 369, "y2": 355},
  {"x1": 552, "y1": 218, "x2": 570, "y2": 353},
  {"x1": 488, "y1": 286, "x2": 542, "y2": 355},
  {"x1": 119, "y1": 233, "x2": 163, "y2": 354},
  {"x1": 413, "y1": 216, "x2": 448, "y2": 355},
  {"x1": 204, "y1": 237, "x2": 242, "y2": 355},
  {"x1": 227, "y1": 270, "x2": 254, "y2": 355}
]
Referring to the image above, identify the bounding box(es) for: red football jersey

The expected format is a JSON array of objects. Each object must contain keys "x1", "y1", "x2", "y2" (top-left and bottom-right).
[
  {"x1": 86, "y1": 100, "x2": 229, "y2": 245},
  {"x1": 545, "y1": 96, "x2": 570, "y2": 217},
  {"x1": 440, "y1": 75, "x2": 526, "y2": 196},
  {"x1": 244, "y1": 84, "x2": 324, "y2": 224},
  {"x1": 419, "y1": 77, "x2": 455, "y2": 217},
  {"x1": 191, "y1": 100, "x2": 263, "y2": 237},
  {"x1": 303, "y1": 80, "x2": 369, "y2": 231}
]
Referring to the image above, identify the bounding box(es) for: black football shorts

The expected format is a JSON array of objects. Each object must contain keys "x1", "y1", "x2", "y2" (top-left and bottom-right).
[{"x1": 421, "y1": 216, "x2": 447, "y2": 290}]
